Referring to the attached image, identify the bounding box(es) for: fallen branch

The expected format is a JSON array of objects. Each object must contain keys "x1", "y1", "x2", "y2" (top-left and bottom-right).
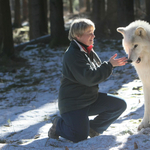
[{"x1": 14, "y1": 34, "x2": 51, "y2": 51}]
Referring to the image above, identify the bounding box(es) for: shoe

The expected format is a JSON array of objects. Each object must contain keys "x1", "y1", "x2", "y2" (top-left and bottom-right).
[
  {"x1": 48, "y1": 116, "x2": 61, "y2": 139},
  {"x1": 89, "y1": 128, "x2": 99, "y2": 138}
]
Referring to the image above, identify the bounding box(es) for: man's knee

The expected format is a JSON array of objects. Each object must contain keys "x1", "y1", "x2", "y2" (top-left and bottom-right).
[
  {"x1": 120, "y1": 100, "x2": 127, "y2": 112},
  {"x1": 72, "y1": 130, "x2": 88, "y2": 143}
]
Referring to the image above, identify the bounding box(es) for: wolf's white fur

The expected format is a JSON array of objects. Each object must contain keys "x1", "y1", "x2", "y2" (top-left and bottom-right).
[{"x1": 117, "y1": 20, "x2": 150, "y2": 130}]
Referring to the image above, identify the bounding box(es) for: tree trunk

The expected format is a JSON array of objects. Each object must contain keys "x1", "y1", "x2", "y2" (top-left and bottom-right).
[
  {"x1": 29, "y1": 0, "x2": 48, "y2": 40},
  {"x1": 69, "y1": 0, "x2": 73, "y2": 13},
  {"x1": 126, "y1": 0, "x2": 134, "y2": 23},
  {"x1": 117, "y1": 0, "x2": 134, "y2": 27},
  {"x1": 22, "y1": 0, "x2": 28, "y2": 21},
  {"x1": 0, "y1": 0, "x2": 14, "y2": 57},
  {"x1": 86, "y1": 0, "x2": 91, "y2": 12},
  {"x1": 79, "y1": 0, "x2": 84, "y2": 12},
  {"x1": 14, "y1": 0, "x2": 21, "y2": 28},
  {"x1": 40, "y1": 0, "x2": 48, "y2": 35},
  {"x1": 134, "y1": 0, "x2": 140, "y2": 19},
  {"x1": 106, "y1": 0, "x2": 118, "y2": 38},
  {"x1": 92, "y1": 0, "x2": 105, "y2": 38},
  {"x1": 93, "y1": 0, "x2": 105, "y2": 21},
  {"x1": 0, "y1": 3, "x2": 3, "y2": 49},
  {"x1": 49, "y1": 0, "x2": 69, "y2": 48},
  {"x1": 145, "y1": 0, "x2": 150, "y2": 23}
]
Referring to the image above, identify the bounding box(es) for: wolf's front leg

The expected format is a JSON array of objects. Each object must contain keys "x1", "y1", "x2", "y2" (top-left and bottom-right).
[
  {"x1": 138, "y1": 86, "x2": 150, "y2": 130},
  {"x1": 138, "y1": 114, "x2": 150, "y2": 130}
]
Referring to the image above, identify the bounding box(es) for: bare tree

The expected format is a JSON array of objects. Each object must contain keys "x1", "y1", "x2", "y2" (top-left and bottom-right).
[
  {"x1": 117, "y1": 0, "x2": 134, "y2": 27},
  {"x1": 86, "y1": 0, "x2": 91, "y2": 12},
  {"x1": 49, "y1": 0, "x2": 69, "y2": 48},
  {"x1": 79, "y1": 0, "x2": 85, "y2": 12},
  {"x1": 145, "y1": 0, "x2": 150, "y2": 23},
  {"x1": 22, "y1": 0, "x2": 28, "y2": 22},
  {"x1": 0, "y1": 0, "x2": 14, "y2": 57},
  {"x1": 92, "y1": 0, "x2": 105, "y2": 38},
  {"x1": 106, "y1": 0, "x2": 118, "y2": 38},
  {"x1": 13, "y1": 0, "x2": 21, "y2": 28},
  {"x1": 29, "y1": 0, "x2": 48, "y2": 40},
  {"x1": 0, "y1": 4, "x2": 3, "y2": 49},
  {"x1": 69, "y1": 0, "x2": 73, "y2": 13},
  {"x1": 134, "y1": 0, "x2": 141, "y2": 19}
]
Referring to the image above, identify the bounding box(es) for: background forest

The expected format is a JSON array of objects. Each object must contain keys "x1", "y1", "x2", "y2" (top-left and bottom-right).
[{"x1": 0, "y1": 0, "x2": 150, "y2": 59}]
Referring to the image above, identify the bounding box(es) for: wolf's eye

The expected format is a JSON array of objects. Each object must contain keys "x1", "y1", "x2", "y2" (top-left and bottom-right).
[{"x1": 134, "y1": 44, "x2": 138, "y2": 48}]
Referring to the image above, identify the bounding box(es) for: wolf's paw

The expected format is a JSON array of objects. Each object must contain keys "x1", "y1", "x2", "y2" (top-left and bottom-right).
[
  {"x1": 138, "y1": 127, "x2": 150, "y2": 135},
  {"x1": 138, "y1": 120, "x2": 150, "y2": 131},
  {"x1": 138, "y1": 123, "x2": 144, "y2": 131}
]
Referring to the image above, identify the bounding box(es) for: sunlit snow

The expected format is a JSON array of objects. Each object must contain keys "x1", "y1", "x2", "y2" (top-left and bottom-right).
[{"x1": 0, "y1": 40, "x2": 150, "y2": 150}]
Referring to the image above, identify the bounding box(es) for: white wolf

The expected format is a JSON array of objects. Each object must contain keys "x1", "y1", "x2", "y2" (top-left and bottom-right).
[{"x1": 117, "y1": 20, "x2": 150, "y2": 131}]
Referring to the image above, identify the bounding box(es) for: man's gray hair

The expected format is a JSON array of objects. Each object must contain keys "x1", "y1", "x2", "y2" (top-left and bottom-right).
[{"x1": 68, "y1": 18, "x2": 95, "y2": 41}]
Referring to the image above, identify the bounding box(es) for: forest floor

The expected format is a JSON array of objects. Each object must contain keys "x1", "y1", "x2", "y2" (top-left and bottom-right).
[{"x1": 0, "y1": 39, "x2": 150, "y2": 149}]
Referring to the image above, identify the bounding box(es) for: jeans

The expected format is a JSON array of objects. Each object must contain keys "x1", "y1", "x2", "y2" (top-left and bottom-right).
[{"x1": 56, "y1": 93, "x2": 127, "y2": 143}]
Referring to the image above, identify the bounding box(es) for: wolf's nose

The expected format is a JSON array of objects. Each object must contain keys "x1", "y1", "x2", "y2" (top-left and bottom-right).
[{"x1": 127, "y1": 59, "x2": 132, "y2": 63}]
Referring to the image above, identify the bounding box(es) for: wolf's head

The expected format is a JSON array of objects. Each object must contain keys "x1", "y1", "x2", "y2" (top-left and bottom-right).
[{"x1": 117, "y1": 20, "x2": 150, "y2": 65}]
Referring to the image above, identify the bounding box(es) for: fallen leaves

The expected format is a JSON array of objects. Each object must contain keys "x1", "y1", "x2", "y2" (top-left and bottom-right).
[{"x1": 134, "y1": 142, "x2": 138, "y2": 149}]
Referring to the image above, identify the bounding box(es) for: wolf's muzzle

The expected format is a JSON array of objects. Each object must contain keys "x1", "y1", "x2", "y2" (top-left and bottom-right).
[{"x1": 127, "y1": 59, "x2": 132, "y2": 63}]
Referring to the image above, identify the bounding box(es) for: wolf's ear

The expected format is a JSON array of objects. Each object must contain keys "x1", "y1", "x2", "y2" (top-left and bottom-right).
[
  {"x1": 135, "y1": 27, "x2": 147, "y2": 37},
  {"x1": 117, "y1": 27, "x2": 125, "y2": 37}
]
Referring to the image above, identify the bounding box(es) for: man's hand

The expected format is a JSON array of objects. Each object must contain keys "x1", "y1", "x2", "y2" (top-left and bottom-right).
[{"x1": 109, "y1": 53, "x2": 127, "y2": 67}]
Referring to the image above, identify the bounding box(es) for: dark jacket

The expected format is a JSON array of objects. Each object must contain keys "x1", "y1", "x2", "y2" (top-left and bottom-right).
[{"x1": 58, "y1": 40, "x2": 113, "y2": 114}]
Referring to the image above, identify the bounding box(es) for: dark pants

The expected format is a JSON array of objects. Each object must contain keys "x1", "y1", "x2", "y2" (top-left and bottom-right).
[{"x1": 56, "y1": 93, "x2": 127, "y2": 143}]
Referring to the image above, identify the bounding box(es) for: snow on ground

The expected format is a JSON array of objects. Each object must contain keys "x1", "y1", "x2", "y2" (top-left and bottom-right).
[{"x1": 0, "y1": 40, "x2": 150, "y2": 150}]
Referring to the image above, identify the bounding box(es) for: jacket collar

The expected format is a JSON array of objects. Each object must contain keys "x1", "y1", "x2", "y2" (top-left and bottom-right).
[{"x1": 73, "y1": 39, "x2": 86, "y2": 53}]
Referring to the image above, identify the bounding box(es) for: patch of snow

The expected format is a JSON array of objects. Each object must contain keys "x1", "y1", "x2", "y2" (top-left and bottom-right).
[{"x1": 0, "y1": 40, "x2": 150, "y2": 150}]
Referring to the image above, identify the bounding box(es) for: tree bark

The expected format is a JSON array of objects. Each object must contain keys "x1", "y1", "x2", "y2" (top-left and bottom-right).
[
  {"x1": 106, "y1": 0, "x2": 118, "y2": 38},
  {"x1": 79, "y1": 0, "x2": 84, "y2": 12},
  {"x1": 117, "y1": 0, "x2": 134, "y2": 27},
  {"x1": 86, "y1": 0, "x2": 91, "y2": 12},
  {"x1": 29, "y1": 0, "x2": 48, "y2": 40},
  {"x1": 69, "y1": 0, "x2": 73, "y2": 13},
  {"x1": 0, "y1": 0, "x2": 14, "y2": 57},
  {"x1": 145, "y1": 0, "x2": 150, "y2": 23},
  {"x1": 134, "y1": 0, "x2": 140, "y2": 19},
  {"x1": 49, "y1": 0, "x2": 69, "y2": 48},
  {"x1": 13, "y1": 0, "x2": 21, "y2": 28},
  {"x1": 92, "y1": 0, "x2": 105, "y2": 38},
  {"x1": 22, "y1": 0, "x2": 28, "y2": 21}
]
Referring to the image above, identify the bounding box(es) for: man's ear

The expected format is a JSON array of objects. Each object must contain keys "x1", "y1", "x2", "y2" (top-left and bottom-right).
[
  {"x1": 75, "y1": 34, "x2": 80, "y2": 41},
  {"x1": 135, "y1": 27, "x2": 147, "y2": 37}
]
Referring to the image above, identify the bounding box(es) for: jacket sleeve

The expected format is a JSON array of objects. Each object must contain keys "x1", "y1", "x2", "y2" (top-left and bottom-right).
[{"x1": 68, "y1": 53, "x2": 113, "y2": 87}]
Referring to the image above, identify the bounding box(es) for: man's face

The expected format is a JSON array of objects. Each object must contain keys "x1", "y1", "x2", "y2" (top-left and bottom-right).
[{"x1": 76, "y1": 27, "x2": 95, "y2": 46}]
